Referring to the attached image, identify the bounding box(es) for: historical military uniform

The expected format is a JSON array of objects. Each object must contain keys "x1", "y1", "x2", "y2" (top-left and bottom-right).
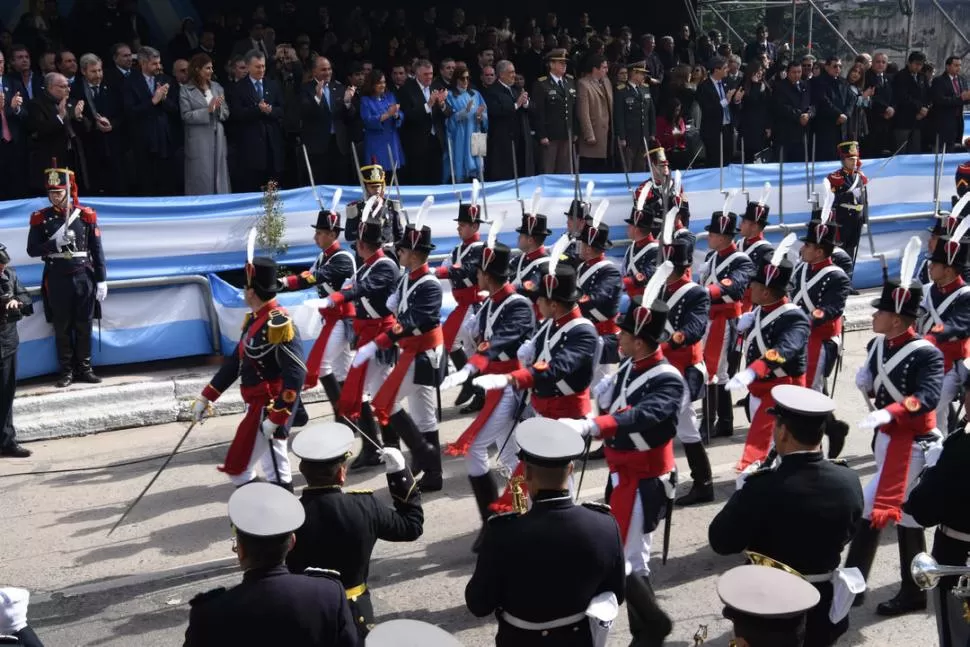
[
  {"x1": 621, "y1": 202, "x2": 662, "y2": 299},
  {"x1": 918, "y1": 235, "x2": 970, "y2": 433},
  {"x1": 0, "y1": 245, "x2": 34, "y2": 459},
  {"x1": 25, "y1": 166, "x2": 106, "y2": 388},
  {"x1": 442, "y1": 242, "x2": 535, "y2": 546},
  {"x1": 532, "y1": 49, "x2": 577, "y2": 175},
  {"x1": 465, "y1": 418, "x2": 626, "y2": 647},
  {"x1": 953, "y1": 160, "x2": 970, "y2": 212},
  {"x1": 563, "y1": 196, "x2": 592, "y2": 270},
  {"x1": 285, "y1": 422, "x2": 423, "y2": 638},
  {"x1": 511, "y1": 211, "x2": 551, "y2": 321},
  {"x1": 793, "y1": 219, "x2": 850, "y2": 392},
  {"x1": 577, "y1": 222, "x2": 623, "y2": 383},
  {"x1": 710, "y1": 385, "x2": 864, "y2": 647},
  {"x1": 846, "y1": 271, "x2": 944, "y2": 617},
  {"x1": 905, "y1": 413, "x2": 970, "y2": 647},
  {"x1": 184, "y1": 483, "x2": 358, "y2": 647},
  {"x1": 699, "y1": 210, "x2": 754, "y2": 438},
  {"x1": 280, "y1": 208, "x2": 356, "y2": 409},
  {"x1": 737, "y1": 197, "x2": 774, "y2": 313},
  {"x1": 828, "y1": 141, "x2": 868, "y2": 274},
  {"x1": 729, "y1": 243, "x2": 809, "y2": 471},
  {"x1": 198, "y1": 258, "x2": 307, "y2": 488},
  {"x1": 344, "y1": 163, "x2": 404, "y2": 255},
  {"x1": 613, "y1": 62, "x2": 656, "y2": 173},
  {"x1": 918, "y1": 210, "x2": 970, "y2": 285}
]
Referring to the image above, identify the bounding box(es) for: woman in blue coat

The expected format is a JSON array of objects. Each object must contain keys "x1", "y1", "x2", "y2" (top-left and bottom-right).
[
  {"x1": 360, "y1": 70, "x2": 405, "y2": 171},
  {"x1": 444, "y1": 62, "x2": 488, "y2": 183}
]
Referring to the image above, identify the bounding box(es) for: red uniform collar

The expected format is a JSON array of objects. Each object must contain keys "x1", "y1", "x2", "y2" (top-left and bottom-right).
[
  {"x1": 887, "y1": 327, "x2": 917, "y2": 350},
  {"x1": 938, "y1": 276, "x2": 966, "y2": 295},
  {"x1": 490, "y1": 283, "x2": 516, "y2": 303},
  {"x1": 254, "y1": 299, "x2": 279, "y2": 318},
  {"x1": 554, "y1": 307, "x2": 582, "y2": 327},
  {"x1": 718, "y1": 243, "x2": 738, "y2": 258},
  {"x1": 634, "y1": 234, "x2": 655, "y2": 248},
  {"x1": 323, "y1": 241, "x2": 341, "y2": 257},
  {"x1": 462, "y1": 233, "x2": 482, "y2": 246},
  {"x1": 760, "y1": 296, "x2": 789, "y2": 313},
  {"x1": 525, "y1": 246, "x2": 547, "y2": 261},
  {"x1": 409, "y1": 264, "x2": 430, "y2": 280},
  {"x1": 363, "y1": 248, "x2": 385, "y2": 265},
  {"x1": 744, "y1": 234, "x2": 765, "y2": 246},
  {"x1": 632, "y1": 349, "x2": 664, "y2": 371},
  {"x1": 584, "y1": 254, "x2": 605, "y2": 267},
  {"x1": 810, "y1": 257, "x2": 833, "y2": 271},
  {"x1": 666, "y1": 276, "x2": 691, "y2": 292}
]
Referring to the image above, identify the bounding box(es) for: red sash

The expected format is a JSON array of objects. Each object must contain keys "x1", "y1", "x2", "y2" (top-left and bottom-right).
[
  {"x1": 704, "y1": 302, "x2": 742, "y2": 379},
  {"x1": 442, "y1": 286, "x2": 483, "y2": 351},
  {"x1": 594, "y1": 319, "x2": 620, "y2": 335},
  {"x1": 806, "y1": 318, "x2": 841, "y2": 388},
  {"x1": 446, "y1": 359, "x2": 522, "y2": 456},
  {"x1": 219, "y1": 380, "x2": 282, "y2": 476},
  {"x1": 303, "y1": 303, "x2": 355, "y2": 389},
  {"x1": 337, "y1": 316, "x2": 396, "y2": 420},
  {"x1": 927, "y1": 337, "x2": 970, "y2": 372},
  {"x1": 604, "y1": 443, "x2": 676, "y2": 543},
  {"x1": 737, "y1": 375, "x2": 805, "y2": 470},
  {"x1": 663, "y1": 342, "x2": 703, "y2": 373},
  {"x1": 371, "y1": 327, "x2": 444, "y2": 424},
  {"x1": 870, "y1": 413, "x2": 936, "y2": 529}
]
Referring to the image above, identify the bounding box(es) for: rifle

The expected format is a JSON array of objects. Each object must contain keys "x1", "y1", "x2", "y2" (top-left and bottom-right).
[
  {"x1": 446, "y1": 137, "x2": 462, "y2": 201},
  {"x1": 301, "y1": 144, "x2": 325, "y2": 210},
  {"x1": 511, "y1": 140, "x2": 523, "y2": 213},
  {"x1": 616, "y1": 135, "x2": 632, "y2": 193},
  {"x1": 386, "y1": 144, "x2": 409, "y2": 225}
]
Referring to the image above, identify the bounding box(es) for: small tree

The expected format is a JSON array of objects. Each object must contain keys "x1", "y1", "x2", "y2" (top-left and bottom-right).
[{"x1": 256, "y1": 180, "x2": 288, "y2": 262}]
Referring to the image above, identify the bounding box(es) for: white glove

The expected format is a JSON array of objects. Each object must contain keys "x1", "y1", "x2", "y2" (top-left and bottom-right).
[
  {"x1": 260, "y1": 418, "x2": 279, "y2": 440},
  {"x1": 726, "y1": 368, "x2": 756, "y2": 391},
  {"x1": 462, "y1": 312, "x2": 479, "y2": 337},
  {"x1": 736, "y1": 311, "x2": 756, "y2": 333},
  {"x1": 858, "y1": 408, "x2": 893, "y2": 430},
  {"x1": 924, "y1": 443, "x2": 944, "y2": 468},
  {"x1": 855, "y1": 366, "x2": 873, "y2": 393},
  {"x1": 191, "y1": 397, "x2": 210, "y2": 423},
  {"x1": 352, "y1": 341, "x2": 378, "y2": 368},
  {"x1": 442, "y1": 256, "x2": 453, "y2": 270},
  {"x1": 473, "y1": 374, "x2": 511, "y2": 391},
  {"x1": 96, "y1": 281, "x2": 107, "y2": 302},
  {"x1": 561, "y1": 418, "x2": 596, "y2": 437},
  {"x1": 53, "y1": 224, "x2": 69, "y2": 248},
  {"x1": 517, "y1": 340, "x2": 536, "y2": 364},
  {"x1": 593, "y1": 373, "x2": 616, "y2": 409},
  {"x1": 304, "y1": 296, "x2": 334, "y2": 311},
  {"x1": 379, "y1": 447, "x2": 407, "y2": 473},
  {"x1": 736, "y1": 460, "x2": 762, "y2": 491},
  {"x1": 440, "y1": 366, "x2": 473, "y2": 392},
  {"x1": 386, "y1": 291, "x2": 400, "y2": 313}
]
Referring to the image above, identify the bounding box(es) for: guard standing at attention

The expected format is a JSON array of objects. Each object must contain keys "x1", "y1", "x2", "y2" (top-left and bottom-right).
[
  {"x1": 0, "y1": 244, "x2": 34, "y2": 459},
  {"x1": 532, "y1": 49, "x2": 577, "y2": 175}
]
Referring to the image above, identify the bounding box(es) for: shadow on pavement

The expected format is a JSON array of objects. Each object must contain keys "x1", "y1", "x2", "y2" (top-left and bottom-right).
[{"x1": 88, "y1": 605, "x2": 190, "y2": 646}]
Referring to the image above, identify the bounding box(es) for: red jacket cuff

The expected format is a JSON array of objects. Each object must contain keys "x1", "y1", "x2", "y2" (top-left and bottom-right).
[
  {"x1": 436, "y1": 266, "x2": 450, "y2": 279},
  {"x1": 285, "y1": 275, "x2": 299, "y2": 290},
  {"x1": 509, "y1": 368, "x2": 534, "y2": 389},
  {"x1": 330, "y1": 291, "x2": 347, "y2": 306},
  {"x1": 467, "y1": 353, "x2": 489, "y2": 372},
  {"x1": 749, "y1": 359, "x2": 770, "y2": 378},
  {"x1": 375, "y1": 333, "x2": 393, "y2": 350},
  {"x1": 201, "y1": 384, "x2": 221, "y2": 402},
  {"x1": 593, "y1": 414, "x2": 618, "y2": 438},
  {"x1": 622, "y1": 276, "x2": 634, "y2": 289},
  {"x1": 266, "y1": 406, "x2": 291, "y2": 425},
  {"x1": 708, "y1": 284, "x2": 722, "y2": 300}
]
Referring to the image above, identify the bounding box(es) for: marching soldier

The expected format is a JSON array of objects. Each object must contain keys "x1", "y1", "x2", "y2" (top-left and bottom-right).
[
  {"x1": 362, "y1": 223, "x2": 444, "y2": 491},
  {"x1": 193, "y1": 256, "x2": 306, "y2": 489},
  {"x1": 511, "y1": 197, "x2": 551, "y2": 321},
  {"x1": 621, "y1": 197, "x2": 662, "y2": 299},
  {"x1": 737, "y1": 185, "x2": 775, "y2": 313},
  {"x1": 532, "y1": 49, "x2": 577, "y2": 175},
  {"x1": 728, "y1": 235, "x2": 809, "y2": 471},
  {"x1": 26, "y1": 165, "x2": 107, "y2": 388},
  {"x1": 278, "y1": 202, "x2": 356, "y2": 415},
  {"x1": 562, "y1": 266, "x2": 685, "y2": 647},
  {"x1": 614, "y1": 60, "x2": 656, "y2": 173},
  {"x1": 316, "y1": 204, "x2": 399, "y2": 470},
  {"x1": 828, "y1": 141, "x2": 867, "y2": 274},
  {"x1": 286, "y1": 422, "x2": 424, "y2": 638},
  {"x1": 0, "y1": 244, "x2": 34, "y2": 459},
  {"x1": 953, "y1": 156, "x2": 970, "y2": 215},
  {"x1": 641, "y1": 145, "x2": 695, "y2": 255},
  {"x1": 577, "y1": 218, "x2": 623, "y2": 384},
  {"x1": 563, "y1": 190, "x2": 593, "y2": 269},
  {"x1": 439, "y1": 239, "x2": 535, "y2": 551},
  {"x1": 917, "y1": 205, "x2": 970, "y2": 285},
  {"x1": 465, "y1": 417, "x2": 626, "y2": 647},
  {"x1": 437, "y1": 193, "x2": 486, "y2": 410},
  {"x1": 710, "y1": 385, "x2": 864, "y2": 647},
  {"x1": 698, "y1": 202, "x2": 754, "y2": 439},
  {"x1": 184, "y1": 482, "x2": 358, "y2": 646},
  {"x1": 847, "y1": 238, "x2": 944, "y2": 617},
  {"x1": 792, "y1": 212, "x2": 850, "y2": 393},
  {"x1": 345, "y1": 161, "x2": 404, "y2": 254}
]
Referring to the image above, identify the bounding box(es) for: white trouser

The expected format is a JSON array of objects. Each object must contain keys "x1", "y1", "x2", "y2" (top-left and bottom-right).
[
  {"x1": 320, "y1": 317, "x2": 353, "y2": 381},
  {"x1": 465, "y1": 386, "x2": 521, "y2": 478},
  {"x1": 675, "y1": 386, "x2": 701, "y2": 444},
  {"x1": 390, "y1": 358, "x2": 440, "y2": 434},
  {"x1": 810, "y1": 343, "x2": 830, "y2": 392},
  {"x1": 935, "y1": 368, "x2": 960, "y2": 433},
  {"x1": 612, "y1": 472, "x2": 652, "y2": 576},
  {"x1": 862, "y1": 430, "x2": 940, "y2": 528},
  {"x1": 229, "y1": 435, "x2": 291, "y2": 486},
  {"x1": 362, "y1": 356, "x2": 393, "y2": 403},
  {"x1": 594, "y1": 363, "x2": 617, "y2": 387},
  {"x1": 452, "y1": 308, "x2": 477, "y2": 354},
  {"x1": 701, "y1": 318, "x2": 736, "y2": 382}
]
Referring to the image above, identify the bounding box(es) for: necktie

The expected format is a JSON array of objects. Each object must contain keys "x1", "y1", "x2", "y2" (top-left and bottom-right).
[
  {"x1": 256, "y1": 80, "x2": 264, "y2": 100},
  {"x1": 94, "y1": 85, "x2": 101, "y2": 99},
  {"x1": 1, "y1": 94, "x2": 10, "y2": 143},
  {"x1": 878, "y1": 74, "x2": 884, "y2": 87},
  {"x1": 148, "y1": 76, "x2": 154, "y2": 94},
  {"x1": 953, "y1": 76, "x2": 961, "y2": 95},
  {"x1": 323, "y1": 84, "x2": 331, "y2": 109}
]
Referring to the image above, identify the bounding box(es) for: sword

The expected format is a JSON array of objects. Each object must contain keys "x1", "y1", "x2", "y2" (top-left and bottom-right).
[
  {"x1": 301, "y1": 144, "x2": 325, "y2": 210},
  {"x1": 477, "y1": 159, "x2": 491, "y2": 223},
  {"x1": 575, "y1": 434, "x2": 592, "y2": 502},
  {"x1": 662, "y1": 470, "x2": 677, "y2": 565},
  {"x1": 683, "y1": 146, "x2": 703, "y2": 173},
  {"x1": 740, "y1": 137, "x2": 748, "y2": 203},
  {"x1": 349, "y1": 142, "x2": 368, "y2": 196},
  {"x1": 511, "y1": 139, "x2": 522, "y2": 212},
  {"x1": 338, "y1": 414, "x2": 384, "y2": 451},
  {"x1": 386, "y1": 144, "x2": 409, "y2": 226},
  {"x1": 446, "y1": 137, "x2": 462, "y2": 201},
  {"x1": 616, "y1": 135, "x2": 632, "y2": 193},
  {"x1": 109, "y1": 420, "x2": 200, "y2": 536}
]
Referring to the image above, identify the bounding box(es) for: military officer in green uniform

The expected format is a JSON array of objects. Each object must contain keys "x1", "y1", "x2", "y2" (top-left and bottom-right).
[
  {"x1": 614, "y1": 61, "x2": 656, "y2": 173},
  {"x1": 531, "y1": 48, "x2": 577, "y2": 175}
]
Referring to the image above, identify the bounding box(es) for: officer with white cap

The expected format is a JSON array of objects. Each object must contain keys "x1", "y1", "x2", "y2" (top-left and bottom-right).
[
  {"x1": 718, "y1": 564, "x2": 821, "y2": 647},
  {"x1": 284, "y1": 422, "x2": 423, "y2": 639},
  {"x1": 0, "y1": 587, "x2": 42, "y2": 646},
  {"x1": 367, "y1": 619, "x2": 465, "y2": 647},
  {"x1": 183, "y1": 482, "x2": 358, "y2": 646}
]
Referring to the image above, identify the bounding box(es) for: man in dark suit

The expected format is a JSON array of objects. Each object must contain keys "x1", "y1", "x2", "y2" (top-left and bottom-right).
[
  {"x1": 931, "y1": 55, "x2": 970, "y2": 150},
  {"x1": 772, "y1": 60, "x2": 814, "y2": 163},
  {"x1": 71, "y1": 53, "x2": 125, "y2": 196},
  {"x1": 26, "y1": 73, "x2": 85, "y2": 196},
  {"x1": 300, "y1": 56, "x2": 355, "y2": 186},
  {"x1": 696, "y1": 56, "x2": 737, "y2": 167},
  {"x1": 864, "y1": 52, "x2": 895, "y2": 157},
  {"x1": 103, "y1": 43, "x2": 134, "y2": 92},
  {"x1": 744, "y1": 24, "x2": 777, "y2": 64},
  {"x1": 813, "y1": 56, "x2": 854, "y2": 161},
  {"x1": 396, "y1": 59, "x2": 449, "y2": 185},
  {"x1": 484, "y1": 59, "x2": 532, "y2": 181},
  {"x1": 892, "y1": 50, "x2": 932, "y2": 154},
  {"x1": 0, "y1": 53, "x2": 30, "y2": 201},
  {"x1": 228, "y1": 49, "x2": 285, "y2": 193},
  {"x1": 123, "y1": 46, "x2": 178, "y2": 196},
  {"x1": 9, "y1": 45, "x2": 44, "y2": 103}
]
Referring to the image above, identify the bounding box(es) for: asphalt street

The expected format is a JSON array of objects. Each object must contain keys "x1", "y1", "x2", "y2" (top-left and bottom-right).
[{"x1": 0, "y1": 329, "x2": 939, "y2": 646}]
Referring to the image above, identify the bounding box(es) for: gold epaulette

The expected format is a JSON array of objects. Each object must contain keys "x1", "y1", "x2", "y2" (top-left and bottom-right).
[
  {"x1": 347, "y1": 489, "x2": 374, "y2": 495},
  {"x1": 538, "y1": 75, "x2": 548, "y2": 82},
  {"x1": 240, "y1": 312, "x2": 254, "y2": 331},
  {"x1": 616, "y1": 83, "x2": 627, "y2": 90},
  {"x1": 565, "y1": 74, "x2": 575, "y2": 79},
  {"x1": 267, "y1": 309, "x2": 295, "y2": 344}
]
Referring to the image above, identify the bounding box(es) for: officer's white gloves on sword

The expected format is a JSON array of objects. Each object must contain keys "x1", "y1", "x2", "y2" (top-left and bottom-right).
[
  {"x1": 736, "y1": 311, "x2": 756, "y2": 333},
  {"x1": 260, "y1": 418, "x2": 279, "y2": 440},
  {"x1": 440, "y1": 366, "x2": 476, "y2": 392},
  {"x1": 96, "y1": 282, "x2": 107, "y2": 302},
  {"x1": 53, "y1": 224, "x2": 70, "y2": 249},
  {"x1": 378, "y1": 447, "x2": 407, "y2": 473},
  {"x1": 561, "y1": 418, "x2": 597, "y2": 438},
  {"x1": 191, "y1": 397, "x2": 211, "y2": 423}
]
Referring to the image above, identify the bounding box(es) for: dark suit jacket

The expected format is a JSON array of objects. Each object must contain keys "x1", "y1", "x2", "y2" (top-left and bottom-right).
[
  {"x1": 123, "y1": 72, "x2": 178, "y2": 157},
  {"x1": 771, "y1": 79, "x2": 814, "y2": 146},
  {"x1": 9, "y1": 70, "x2": 44, "y2": 103},
  {"x1": 26, "y1": 91, "x2": 81, "y2": 187},
  {"x1": 864, "y1": 69, "x2": 894, "y2": 130},
  {"x1": 1, "y1": 76, "x2": 29, "y2": 145},
  {"x1": 744, "y1": 41, "x2": 777, "y2": 64},
  {"x1": 228, "y1": 76, "x2": 285, "y2": 173},
  {"x1": 892, "y1": 70, "x2": 930, "y2": 129},
  {"x1": 931, "y1": 73, "x2": 967, "y2": 146},
  {"x1": 483, "y1": 82, "x2": 532, "y2": 181},
  {"x1": 70, "y1": 79, "x2": 124, "y2": 154},
  {"x1": 696, "y1": 77, "x2": 733, "y2": 140},
  {"x1": 396, "y1": 77, "x2": 448, "y2": 156},
  {"x1": 300, "y1": 79, "x2": 354, "y2": 156}
]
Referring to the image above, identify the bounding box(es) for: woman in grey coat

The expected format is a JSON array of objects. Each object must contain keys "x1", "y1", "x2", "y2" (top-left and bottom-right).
[{"x1": 180, "y1": 53, "x2": 230, "y2": 194}]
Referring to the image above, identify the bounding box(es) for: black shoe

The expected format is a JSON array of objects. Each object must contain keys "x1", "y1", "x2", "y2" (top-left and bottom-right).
[
  {"x1": 458, "y1": 389, "x2": 485, "y2": 414},
  {"x1": 351, "y1": 404, "x2": 385, "y2": 470},
  {"x1": 455, "y1": 380, "x2": 477, "y2": 409},
  {"x1": 587, "y1": 445, "x2": 605, "y2": 460},
  {"x1": 876, "y1": 526, "x2": 927, "y2": 616},
  {"x1": 1, "y1": 443, "x2": 32, "y2": 458},
  {"x1": 844, "y1": 519, "x2": 882, "y2": 607},
  {"x1": 875, "y1": 588, "x2": 927, "y2": 616},
  {"x1": 675, "y1": 481, "x2": 714, "y2": 507},
  {"x1": 74, "y1": 371, "x2": 102, "y2": 384},
  {"x1": 417, "y1": 471, "x2": 443, "y2": 492},
  {"x1": 469, "y1": 473, "x2": 499, "y2": 553},
  {"x1": 711, "y1": 420, "x2": 735, "y2": 438},
  {"x1": 277, "y1": 481, "x2": 295, "y2": 493},
  {"x1": 56, "y1": 373, "x2": 73, "y2": 388}
]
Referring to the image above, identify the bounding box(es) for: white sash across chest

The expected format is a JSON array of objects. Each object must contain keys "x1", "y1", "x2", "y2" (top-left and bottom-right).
[
  {"x1": 867, "y1": 334, "x2": 933, "y2": 404},
  {"x1": 312, "y1": 249, "x2": 356, "y2": 294},
  {"x1": 793, "y1": 263, "x2": 843, "y2": 312}
]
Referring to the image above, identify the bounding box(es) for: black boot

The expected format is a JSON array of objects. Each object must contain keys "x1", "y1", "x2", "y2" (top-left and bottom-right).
[
  {"x1": 675, "y1": 442, "x2": 714, "y2": 506},
  {"x1": 844, "y1": 519, "x2": 881, "y2": 607},
  {"x1": 876, "y1": 526, "x2": 928, "y2": 616},
  {"x1": 713, "y1": 384, "x2": 734, "y2": 437},
  {"x1": 73, "y1": 320, "x2": 101, "y2": 383},
  {"x1": 625, "y1": 573, "x2": 672, "y2": 647},
  {"x1": 350, "y1": 403, "x2": 384, "y2": 470},
  {"x1": 416, "y1": 431, "x2": 443, "y2": 492},
  {"x1": 698, "y1": 384, "x2": 718, "y2": 441},
  {"x1": 319, "y1": 373, "x2": 344, "y2": 420},
  {"x1": 458, "y1": 388, "x2": 486, "y2": 414},
  {"x1": 389, "y1": 410, "x2": 436, "y2": 476},
  {"x1": 0, "y1": 443, "x2": 32, "y2": 458},
  {"x1": 53, "y1": 316, "x2": 74, "y2": 388},
  {"x1": 468, "y1": 474, "x2": 499, "y2": 553}
]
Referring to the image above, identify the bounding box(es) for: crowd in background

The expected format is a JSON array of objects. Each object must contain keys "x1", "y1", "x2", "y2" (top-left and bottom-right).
[{"x1": 1, "y1": 0, "x2": 969, "y2": 201}]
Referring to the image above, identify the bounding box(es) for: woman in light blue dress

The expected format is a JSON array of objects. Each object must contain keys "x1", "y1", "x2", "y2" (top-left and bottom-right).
[
  {"x1": 444, "y1": 62, "x2": 488, "y2": 183},
  {"x1": 360, "y1": 70, "x2": 405, "y2": 171}
]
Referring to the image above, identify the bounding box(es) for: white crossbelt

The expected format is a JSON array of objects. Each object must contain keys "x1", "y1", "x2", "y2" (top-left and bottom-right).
[
  {"x1": 357, "y1": 256, "x2": 397, "y2": 319},
  {"x1": 793, "y1": 263, "x2": 842, "y2": 313},
  {"x1": 868, "y1": 335, "x2": 932, "y2": 405},
  {"x1": 741, "y1": 238, "x2": 770, "y2": 256},
  {"x1": 578, "y1": 259, "x2": 613, "y2": 288},
  {"x1": 396, "y1": 273, "x2": 436, "y2": 315},
  {"x1": 662, "y1": 282, "x2": 697, "y2": 335},
  {"x1": 500, "y1": 611, "x2": 586, "y2": 631},
  {"x1": 610, "y1": 361, "x2": 683, "y2": 450},
  {"x1": 312, "y1": 249, "x2": 356, "y2": 295},
  {"x1": 453, "y1": 241, "x2": 484, "y2": 287},
  {"x1": 703, "y1": 251, "x2": 746, "y2": 304},
  {"x1": 745, "y1": 303, "x2": 799, "y2": 377},
  {"x1": 514, "y1": 254, "x2": 550, "y2": 286},
  {"x1": 484, "y1": 293, "x2": 530, "y2": 339},
  {"x1": 920, "y1": 285, "x2": 970, "y2": 334},
  {"x1": 623, "y1": 241, "x2": 658, "y2": 276}
]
